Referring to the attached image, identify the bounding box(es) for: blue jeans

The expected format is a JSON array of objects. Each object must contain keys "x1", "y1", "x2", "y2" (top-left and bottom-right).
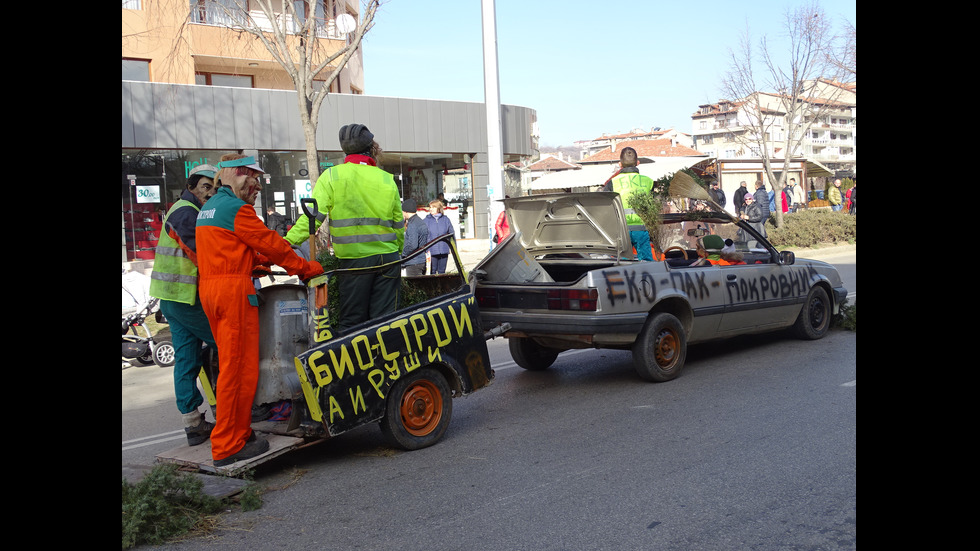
[
  {"x1": 630, "y1": 230, "x2": 653, "y2": 261},
  {"x1": 159, "y1": 298, "x2": 218, "y2": 415},
  {"x1": 430, "y1": 254, "x2": 449, "y2": 274}
]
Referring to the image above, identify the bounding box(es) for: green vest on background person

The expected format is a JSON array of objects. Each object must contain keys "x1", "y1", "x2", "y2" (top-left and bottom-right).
[
  {"x1": 149, "y1": 198, "x2": 201, "y2": 305},
  {"x1": 611, "y1": 170, "x2": 654, "y2": 231}
]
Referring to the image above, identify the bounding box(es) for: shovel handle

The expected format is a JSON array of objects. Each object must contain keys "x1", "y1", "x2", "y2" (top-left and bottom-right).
[{"x1": 300, "y1": 198, "x2": 319, "y2": 260}]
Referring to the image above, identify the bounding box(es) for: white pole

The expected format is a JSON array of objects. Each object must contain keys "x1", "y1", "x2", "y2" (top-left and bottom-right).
[{"x1": 481, "y1": 0, "x2": 503, "y2": 240}]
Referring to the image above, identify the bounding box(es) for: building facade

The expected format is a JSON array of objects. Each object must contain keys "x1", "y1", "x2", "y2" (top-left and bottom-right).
[
  {"x1": 122, "y1": 1, "x2": 536, "y2": 262},
  {"x1": 690, "y1": 80, "x2": 856, "y2": 178}
]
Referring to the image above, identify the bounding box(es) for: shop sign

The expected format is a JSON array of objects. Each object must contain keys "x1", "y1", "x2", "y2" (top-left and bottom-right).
[
  {"x1": 295, "y1": 179, "x2": 312, "y2": 202},
  {"x1": 135, "y1": 185, "x2": 161, "y2": 203}
]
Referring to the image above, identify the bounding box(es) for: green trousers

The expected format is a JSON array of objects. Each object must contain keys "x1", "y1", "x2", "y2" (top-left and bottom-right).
[{"x1": 158, "y1": 298, "x2": 218, "y2": 415}]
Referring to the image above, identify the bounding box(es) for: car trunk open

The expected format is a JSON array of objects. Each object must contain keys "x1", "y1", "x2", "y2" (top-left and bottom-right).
[{"x1": 472, "y1": 192, "x2": 634, "y2": 285}]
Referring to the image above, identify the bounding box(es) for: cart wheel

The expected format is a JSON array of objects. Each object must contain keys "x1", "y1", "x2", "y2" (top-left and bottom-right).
[
  {"x1": 153, "y1": 341, "x2": 176, "y2": 368},
  {"x1": 380, "y1": 369, "x2": 452, "y2": 451}
]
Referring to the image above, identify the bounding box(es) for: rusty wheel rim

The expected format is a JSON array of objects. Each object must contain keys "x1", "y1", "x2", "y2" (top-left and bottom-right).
[
  {"x1": 399, "y1": 380, "x2": 443, "y2": 436},
  {"x1": 654, "y1": 329, "x2": 679, "y2": 369}
]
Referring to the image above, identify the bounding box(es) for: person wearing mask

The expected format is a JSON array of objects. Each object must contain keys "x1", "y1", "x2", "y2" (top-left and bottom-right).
[
  {"x1": 284, "y1": 124, "x2": 404, "y2": 333},
  {"x1": 424, "y1": 199, "x2": 455, "y2": 274},
  {"x1": 401, "y1": 198, "x2": 428, "y2": 277},
  {"x1": 148, "y1": 164, "x2": 220, "y2": 447},
  {"x1": 196, "y1": 153, "x2": 325, "y2": 467},
  {"x1": 602, "y1": 147, "x2": 655, "y2": 261}
]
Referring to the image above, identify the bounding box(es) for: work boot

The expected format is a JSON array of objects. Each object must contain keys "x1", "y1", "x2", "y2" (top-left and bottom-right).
[
  {"x1": 213, "y1": 434, "x2": 270, "y2": 467},
  {"x1": 183, "y1": 412, "x2": 214, "y2": 446},
  {"x1": 251, "y1": 403, "x2": 272, "y2": 422}
]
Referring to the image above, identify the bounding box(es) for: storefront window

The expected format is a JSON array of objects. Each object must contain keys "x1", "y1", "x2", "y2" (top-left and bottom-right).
[{"x1": 121, "y1": 148, "x2": 485, "y2": 262}]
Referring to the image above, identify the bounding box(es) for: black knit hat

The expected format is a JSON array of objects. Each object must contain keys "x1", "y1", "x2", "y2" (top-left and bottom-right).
[{"x1": 339, "y1": 124, "x2": 374, "y2": 154}]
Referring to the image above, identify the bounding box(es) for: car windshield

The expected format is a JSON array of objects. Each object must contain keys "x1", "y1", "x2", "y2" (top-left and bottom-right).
[{"x1": 657, "y1": 199, "x2": 768, "y2": 254}]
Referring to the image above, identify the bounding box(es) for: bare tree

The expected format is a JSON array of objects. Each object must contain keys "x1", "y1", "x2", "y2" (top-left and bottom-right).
[
  {"x1": 829, "y1": 20, "x2": 855, "y2": 79},
  {"x1": 199, "y1": 0, "x2": 381, "y2": 183},
  {"x1": 720, "y1": 1, "x2": 853, "y2": 227}
]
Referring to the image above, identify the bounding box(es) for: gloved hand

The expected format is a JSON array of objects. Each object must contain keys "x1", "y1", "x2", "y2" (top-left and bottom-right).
[{"x1": 300, "y1": 261, "x2": 324, "y2": 282}]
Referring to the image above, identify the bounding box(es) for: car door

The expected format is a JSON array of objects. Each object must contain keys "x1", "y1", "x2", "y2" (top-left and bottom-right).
[{"x1": 717, "y1": 262, "x2": 803, "y2": 332}]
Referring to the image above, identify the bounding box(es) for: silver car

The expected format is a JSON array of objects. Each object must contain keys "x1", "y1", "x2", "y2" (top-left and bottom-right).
[{"x1": 472, "y1": 192, "x2": 847, "y2": 382}]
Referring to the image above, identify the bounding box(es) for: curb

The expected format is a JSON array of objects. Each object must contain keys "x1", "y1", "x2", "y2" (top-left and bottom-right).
[{"x1": 786, "y1": 243, "x2": 855, "y2": 260}]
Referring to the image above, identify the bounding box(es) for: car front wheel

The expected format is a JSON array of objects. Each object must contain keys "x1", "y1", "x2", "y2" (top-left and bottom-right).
[
  {"x1": 632, "y1": 312, "x2": 687, "y2": 382},
  {"x1": 793, "y1": 286, "x2": 831, "y2": 340}
]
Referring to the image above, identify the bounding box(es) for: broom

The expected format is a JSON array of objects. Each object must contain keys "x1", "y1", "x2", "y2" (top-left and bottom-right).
[{"x1": 668, "y1": 171, "x2": 739, "y2": 223}]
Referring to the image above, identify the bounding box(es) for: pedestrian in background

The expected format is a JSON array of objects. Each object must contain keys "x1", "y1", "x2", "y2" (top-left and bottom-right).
[
  {"x1": 738, "y1": 192, "x2": 767, "y2": 245},
  {"x1": 753, "y1": 181, "x2": 770, "y2": 222},
  {"x1": 424, "y1": 199, "x2": 455, "y2": 274},
  {"x1": 708, "y1": 182, "x2": 726, "y2": 210},
  {"x1": 264, "y1": 206, "x2": 288, "y2": 236},
  {"x1": 493, "y1": 196, "x2": 511, "y2": 246},
  {"x1": 829, "y1": 179, "x2": 844, "y2": 211},
  {"x1": 788, "y1": 178, "x2": 805, "y2": 212},
  {"x1": 733, "y1": 181, "x2": 749, "y2": 213},
  {"x1": 401, "y1": 198, "x2": 428, "y2": 276}
]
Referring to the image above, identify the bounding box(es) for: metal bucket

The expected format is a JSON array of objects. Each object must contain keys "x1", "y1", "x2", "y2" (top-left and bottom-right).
[{"x1": 254, "y1": 284, "x2": 309, "y2": 405}]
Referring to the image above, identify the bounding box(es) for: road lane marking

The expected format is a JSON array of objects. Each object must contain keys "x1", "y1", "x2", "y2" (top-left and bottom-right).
[{"x1": 123, "y1": 430, "x2": 185, "y2": 451}]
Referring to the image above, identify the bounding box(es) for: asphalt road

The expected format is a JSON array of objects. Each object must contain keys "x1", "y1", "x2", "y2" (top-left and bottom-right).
[{"x1": 125, "y1": 249, "x2": 856, "y2": 550}]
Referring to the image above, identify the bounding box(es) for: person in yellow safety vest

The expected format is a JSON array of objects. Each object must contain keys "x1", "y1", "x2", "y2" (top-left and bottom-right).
[
  {"x1": 285, "y1": 124, "x2": 405, "y2": 334},
  {"x1": 602, "y1": 147, "x2": 655, "y2": 261},
  {"x1": 148, "y1": 164, "x2": 220, "y2": 446}
]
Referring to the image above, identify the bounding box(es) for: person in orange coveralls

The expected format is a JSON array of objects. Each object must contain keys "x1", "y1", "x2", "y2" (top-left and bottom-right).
[{"x1": 196, "y1": 153, "x2": 324, "y2": 467}]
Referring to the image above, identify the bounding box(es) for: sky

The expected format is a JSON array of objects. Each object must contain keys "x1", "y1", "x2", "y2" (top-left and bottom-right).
[{"x1": 360, "y1": 0, "x2": 855, "y2": 148}]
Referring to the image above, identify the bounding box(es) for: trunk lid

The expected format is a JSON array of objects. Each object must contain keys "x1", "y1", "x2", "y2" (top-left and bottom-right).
[{"x1": 504, "y1": 192, "x2": 634, "y2": 259}]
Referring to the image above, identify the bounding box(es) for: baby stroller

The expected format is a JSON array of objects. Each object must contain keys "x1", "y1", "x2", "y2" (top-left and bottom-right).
[{"x1": 122, "y1": 297, "x2": 175, "y2": 367}]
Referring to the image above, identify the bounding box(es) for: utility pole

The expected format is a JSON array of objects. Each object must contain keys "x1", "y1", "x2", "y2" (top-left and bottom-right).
[{"x1": 481, "y1": 0, "x2": 503, "y2": 241}]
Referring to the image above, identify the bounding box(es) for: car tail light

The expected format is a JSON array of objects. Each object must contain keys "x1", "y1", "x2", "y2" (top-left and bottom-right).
[
  {"x1": 475, "y1": 287, "x2": 498, "y2": 308},
  {"x1": 547, "y1": 289, "x2": 598, "y2": 311}
]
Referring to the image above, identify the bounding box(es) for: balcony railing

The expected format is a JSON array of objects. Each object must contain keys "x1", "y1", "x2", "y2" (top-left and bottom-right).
[{"x1": 190, "y1": 5, "x2": 349, "y2": 40}]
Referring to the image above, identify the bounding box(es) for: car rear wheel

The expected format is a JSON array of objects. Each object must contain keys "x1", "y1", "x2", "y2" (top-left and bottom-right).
[
  {"x1": 632, "y1": 312, "x2": 687, "y2": 382},
  {"x1": 509, "y1": 337, "x2": 559, "y2": 371},
  {"x1": 380, "y1": 369, "x2": 452, "y2": 450},
  {"x1": 793, "y1": 286, "x2": 831, "y2": 340}
]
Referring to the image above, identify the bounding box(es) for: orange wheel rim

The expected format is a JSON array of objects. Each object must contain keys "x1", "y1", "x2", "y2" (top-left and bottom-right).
[
  {"x1": 654, "y1": 329, "x2": 678, "y2": 368},
  {"x1": 399, "y1": 380, "x2": 443, "y2": 436}
]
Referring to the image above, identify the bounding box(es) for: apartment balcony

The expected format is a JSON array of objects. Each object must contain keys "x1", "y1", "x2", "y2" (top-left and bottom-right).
[{"x1": 190, "y1": 5, "x2": 352, "y2": 41}]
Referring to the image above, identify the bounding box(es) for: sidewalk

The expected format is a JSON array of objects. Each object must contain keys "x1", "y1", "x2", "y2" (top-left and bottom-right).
[{"x1": 123, "y1": 239, "x2": 853, "y2": 281}]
